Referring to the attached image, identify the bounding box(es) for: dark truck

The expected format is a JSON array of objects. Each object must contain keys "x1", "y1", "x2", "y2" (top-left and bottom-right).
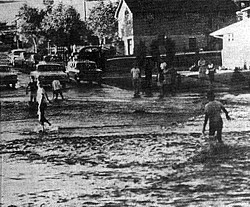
[{"x1": 77, "y1": 46, "x2": 106, "y2": 72}]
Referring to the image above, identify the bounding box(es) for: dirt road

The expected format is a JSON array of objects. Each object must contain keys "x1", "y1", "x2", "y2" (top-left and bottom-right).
[{"x1": 1, "y1": 52, "x2": 250, "y2": 206}]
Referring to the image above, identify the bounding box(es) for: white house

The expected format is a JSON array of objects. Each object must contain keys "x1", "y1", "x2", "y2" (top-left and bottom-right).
[{"x1": 210, "y1": 8, "x2": 250, "y2": 69}]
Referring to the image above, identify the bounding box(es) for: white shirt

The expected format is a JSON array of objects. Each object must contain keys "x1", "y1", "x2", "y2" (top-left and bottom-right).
[
  {"x1": 52, "y1": 80, "x2": 62, "y2": 91},
  {"x1": 160, "y1": 62, "x2": 167, "y2": 70},
  {"x1": 131, "y1": 67, "x2": 140, "y2": 79}
]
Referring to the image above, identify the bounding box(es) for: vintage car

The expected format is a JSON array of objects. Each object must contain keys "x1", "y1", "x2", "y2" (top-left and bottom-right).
[
  {"x1": 23, "y1": 52, "x2": 41, "y2": 72},
  {"x1": 9, "y1": 49, "x2": 26, "y2": 67},
  {"x1": 43, "y1": 55, "x2": 65, "y2": 69},
  {"x1": 66, "y1": 60, "x2": 103, "y2": 85},
  {"x1": 0, "y1": 65, "x2": 18, "y2": 88},
  {"x1": 30, "y1": 63, "x2": 68, "y2": 88}
]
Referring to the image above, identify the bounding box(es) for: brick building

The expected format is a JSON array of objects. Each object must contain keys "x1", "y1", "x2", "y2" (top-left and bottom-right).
[{"x1": 115, "y1": 0, "x2": 238, "y2": 56}]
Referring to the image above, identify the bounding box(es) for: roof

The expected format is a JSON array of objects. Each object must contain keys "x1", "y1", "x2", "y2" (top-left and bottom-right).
[
  {"x1": 119, "y1": 0, "x2": 238, "y2": 14},
  {"x1": 210, "y1": 18, "x2": 250, "y2": 38},
  {"x1": 241, "y1": 6, "x2": 250, "y2": 12}
]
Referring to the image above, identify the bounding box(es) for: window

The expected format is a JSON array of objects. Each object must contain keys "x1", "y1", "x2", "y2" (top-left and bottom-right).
[
  {"x1": 228, "y1": 33, "x2": 234, "y2": 41},
  {"x1": 127, "y1": 39, "x2": 133, "y2": 55},
  {"x1": 189, "y1": 38, "x2": 197, "y2": 51}
]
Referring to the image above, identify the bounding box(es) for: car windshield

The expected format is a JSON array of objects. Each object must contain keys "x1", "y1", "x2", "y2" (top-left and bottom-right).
[
  {"x1": 76, "y1": 62, "x2": 97, "y2": 70},
  {"x1": 0, "y1": 66, "x2": 10, "y2": 72},
  {"x1": 37, "y1": 65, "x2": 63, "y2": 72},
  {"x1": 24, "y1": 53, "x2": 35, "y2": 59},
  {"x1": 13, "y1": 51, "x2": 25, "y2": 56},
  {"x1": 44, "y1": 56, "x2": 63, "y2": 62}
]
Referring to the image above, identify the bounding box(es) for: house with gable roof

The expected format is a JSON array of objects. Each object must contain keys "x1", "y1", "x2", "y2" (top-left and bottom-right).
[
  {"x1": 210, "y1": 6, "x2": 250, "y2": 69},
  {"x1": 115, "y1": 0, "x2": 238, "y2": 56}
]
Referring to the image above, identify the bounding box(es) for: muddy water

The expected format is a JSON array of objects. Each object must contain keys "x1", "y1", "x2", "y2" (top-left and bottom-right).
[{"x1": 1, "y1": 89, "x2": 250, "y2": 206}]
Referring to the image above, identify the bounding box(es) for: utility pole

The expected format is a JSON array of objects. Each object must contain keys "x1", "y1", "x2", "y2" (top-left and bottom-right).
[{"x1": 83, "y1": 0, "x2": 87, "y2": 21}]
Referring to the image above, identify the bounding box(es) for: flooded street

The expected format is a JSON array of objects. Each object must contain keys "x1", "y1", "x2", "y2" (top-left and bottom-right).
[
  {"x1": 1, "y1": 80, "x2": 250, "y2": 206},
  {"x1": 1, "y1": 52, "x2": 250, "y2": 207}
]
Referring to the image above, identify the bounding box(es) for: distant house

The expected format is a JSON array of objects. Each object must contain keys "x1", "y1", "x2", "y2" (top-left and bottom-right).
[
  {"x1": 115, "y1": 0, "x2": 238, "y2": 56},
  {"x1": 210, "y1": 7, "x2": 250, "y2": 69}
]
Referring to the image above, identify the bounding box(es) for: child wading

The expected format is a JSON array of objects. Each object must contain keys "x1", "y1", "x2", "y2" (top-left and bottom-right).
[
  {"x1": 202, "y1": 91, "x2": 231, "y2": 144},
  {"x1": 52, "y1": 79, "x2": 64, "y2": 101},
  {"x1": 37, "y1": 81, "x2": 52, "y2": 131}
]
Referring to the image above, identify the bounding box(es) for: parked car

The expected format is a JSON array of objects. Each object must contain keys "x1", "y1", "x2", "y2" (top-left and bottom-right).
[
  {"x1": 9, "y1": 49, "x2": 26, "y2": 67},
  {"x1": 43, "y1": 55, "x2": 65, "y2": 69},
  {"x1": 30, "y1": 63, "x2": 68, "y2": 88},
  {"x1": 23, "y1": 52, "x2": 41, "y2": 72},
  {"x1": 66, "y1": 60, "x2": 103, "y2": 85},
  {"x1": 0, "y1": 64, "x2": 18, "y2": 88}
]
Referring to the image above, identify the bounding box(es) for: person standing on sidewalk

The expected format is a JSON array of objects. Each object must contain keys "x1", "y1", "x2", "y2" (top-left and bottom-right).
[
  {"x1": 202, "y1": 91, "x2": 231, "y2": 144},
  {"x1": 131, "y1": 63, "x2": 141, "y2": 98},
  {"x1": 158, "y1": 61, "x2": 167, "y2": 98},
  {"x1": 207, "y1": 61, "x2": 216, "y2": 85},
  {"x1": 37, "y1": 81, "x2": 52, "y2": 131}
]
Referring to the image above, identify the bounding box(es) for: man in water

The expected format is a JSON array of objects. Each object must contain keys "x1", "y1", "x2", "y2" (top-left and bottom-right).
[{"x1": 202, "y1": 91, "x2": 231, "y2": 143}]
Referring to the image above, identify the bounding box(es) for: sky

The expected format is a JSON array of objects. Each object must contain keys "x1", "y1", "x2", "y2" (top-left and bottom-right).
[
  {"x1": 0, "y1": 0, "x2": 46, "y2": 23},
  {"x1": 0, "y1": 0, "x2": 110, "y2": 24}
]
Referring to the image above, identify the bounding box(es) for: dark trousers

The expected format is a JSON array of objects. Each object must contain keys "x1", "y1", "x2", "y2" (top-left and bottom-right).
[
  {"x1": 132, "y1": 79, "x2": 140, "y2": 96},
  {"x1": 53, "y1": 89, "x2": 64, "y2": 100},
  {"x1": 209, "y1": 119, "x2": 223, "y2": 142}
]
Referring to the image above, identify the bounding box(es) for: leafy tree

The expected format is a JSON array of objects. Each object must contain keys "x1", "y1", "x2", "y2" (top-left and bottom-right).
[
  {"x1": 17, "y1": 4, "x2": 45, "y2": 52},
  {"x1": 87, "y1": 0, "x2": 118, "y2": 45},
  {"x1": 41, "y1": 3, "x2": 89, "y2": 48},
  {"x1": 150, "y1": 39, "x2": 160, "y2": 70},
  {"x1": 164, "y1": 37, "x2": 175, "y2": 67}
]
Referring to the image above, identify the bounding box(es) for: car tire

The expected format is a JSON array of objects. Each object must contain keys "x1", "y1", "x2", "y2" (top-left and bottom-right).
[{"x1": 11, "y1": 83, "x2": 16, "y2": 89}]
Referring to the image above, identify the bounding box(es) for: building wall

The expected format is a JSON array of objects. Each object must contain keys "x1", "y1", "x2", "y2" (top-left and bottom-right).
[
  {"x1": 117, "y1": 0, "x2": 236, "y2": 56},
  {"x1": 222, "y1": 25, "x2": 250, "y2": 69},
  {"x1": 133, "y1": 11, "x2": 236, "y2": 53},
  {"x1": 117, "y1": 0, "x2": 134, "y2": 55}
]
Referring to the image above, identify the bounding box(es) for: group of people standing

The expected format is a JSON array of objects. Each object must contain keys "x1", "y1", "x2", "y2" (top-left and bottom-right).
[
  {"x1": 26, "y1": 77, "x2": 64, "y2": 131},
  {"x1": 197, "y1": 57, "x2": 216, "y2": 86},
  {"x1": 131, "y1": 60, "x2": 179, "y2": 98}
]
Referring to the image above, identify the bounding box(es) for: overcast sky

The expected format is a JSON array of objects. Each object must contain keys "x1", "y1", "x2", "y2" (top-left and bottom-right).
[
  {"x1": 0, "y1": 0, "x2": 45, "y2": 23},
  {"x1": 0, "y1": 0, "x2": 118, "y2": 24}
]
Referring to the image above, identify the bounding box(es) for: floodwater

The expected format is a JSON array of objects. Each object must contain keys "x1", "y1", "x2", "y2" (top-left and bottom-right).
[
  {"x1": 1, "y1": 84, "x2": 250, "y2": 206},
  {"x1": 1, "y1": 51, "x2": 250, "y2": 207}
]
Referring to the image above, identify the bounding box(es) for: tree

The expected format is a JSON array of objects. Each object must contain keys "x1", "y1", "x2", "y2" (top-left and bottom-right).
[
  {"x1": 164, "y1": 37, "x2": 175, "y2": 67},
  {"x1": 150, "y1": 39, "x2": 160, "y2": 70},
  {"x1": 87, "y1": 0, "x2": 118, "y2": 45},
  {"x1": 17, "y1": 4, "x2": 45, "y2": 52},
  {"x1": 41, "y1": 3, "x2": 89, "y2": 47}
]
